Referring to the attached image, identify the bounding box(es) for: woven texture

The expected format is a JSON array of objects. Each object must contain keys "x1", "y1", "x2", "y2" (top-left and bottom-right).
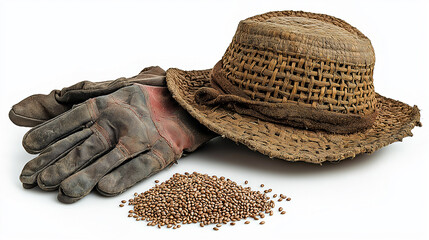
[
  {"x1": 220, "y1": 11, "x2": 376, "y2": 116},
  {"x1": 166, "y1": 10, "x2": 421, "y2": 163},
  {"x1": 166, "y1": 69, "x2": 421, "y2": 163}
]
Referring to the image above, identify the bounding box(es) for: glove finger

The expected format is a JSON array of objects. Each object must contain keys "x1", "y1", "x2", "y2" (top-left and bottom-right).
[
  {"x1": 57, "y1": 142, "x2": 149, "y2": 203},
  {"x1": 20, "y1": 128, "x2": 92, "y2": 187},
  {"x1": 57, "y1": 66, "x2": 166, "y2": 103},
  {"x1": 95, "y1": 151, "x2": 162, "y2": 197},
  {"x1": 36, "y1": 127, "x2": 110, "y2": 191},
  {"x1": 9, "y1": 90, "x2": 72, "y2": 127},
  {"x1": 96, "y1": 139, "x2": 174, "y2": 196},
  {"x1": 22, "y1": 100, "x2": 98, "y2": 154}
]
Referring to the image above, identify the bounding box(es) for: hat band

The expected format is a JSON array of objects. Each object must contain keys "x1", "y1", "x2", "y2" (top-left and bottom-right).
[{"x1": 195, "y1": 61, "x2": 377, "y2": 134}]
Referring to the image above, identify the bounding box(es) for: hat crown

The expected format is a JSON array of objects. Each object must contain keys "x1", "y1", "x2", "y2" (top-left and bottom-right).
[{"x1": 221, "y1": 11, "x2": 377, "y2": 115}]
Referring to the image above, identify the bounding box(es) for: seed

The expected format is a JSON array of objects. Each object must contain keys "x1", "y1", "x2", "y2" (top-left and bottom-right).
[
  {"x1": 173, "y1": 226, "x2": 177, "y2": 229},
  {"x1": 121, "y1": 200, "x2": 126, "y2": 203},
  {"x1": 268, "y1": 189, "x2": 272, "y2": 193},
  {"x1": 128, "y1": 214, "x2": 133, "y2": 217},
  {"x1": 279, "y1": 207, "x2": 283, "y2": 211},
  {"x1": 273, "y1": 194, "x2": 277, "y2": 198},
  {"x1": 134, "y1": 192, "x2": 138, "y2": 196},
  {"x1": 129, "y1": 210, "x2": 134, "y2": 213},
  {"x1": 155, "y1": 180, "x2": 159, "y2": 183},
  {"x1": 123, "y1": 172, "x2": 277, "y2": 228},
  {"x1": 260, "y1": 184, "x2": 264, "y2": 187},
  {"x1": 177, "y1": 225, "x2": 181, "y2": 228},
  {"x1": 260, "y1": 221, "x2": 265, "y2": 225},
  {"x1": 244, "y1": 180, "x2": 248, "y2": 184},
  {"x1": 278, "y1": 199, "x2": 282, "y2": 202},
  {"x1": 281, "y1": 211, "x2": 286, "y2": 215},
  {"x1": 213, "y1": 227, "x2": 219, "y2": 231},
  {"x1": 286, "y1": 197, "x2": 291, "y2": 201},
  {"x1": 280, "y1": 194, "x2": 285, "y2": 198},
  {"x1": 230, "y1": 222, "x2": 236, "y2": 226},
  {"x1": 119, "y1": 204, "x2": 124, "y2": 207}
]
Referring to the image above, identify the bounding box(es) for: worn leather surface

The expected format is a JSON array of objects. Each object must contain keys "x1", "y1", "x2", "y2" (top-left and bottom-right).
[
  {"x1": 9, "y1": 66, "x2": 166, "y2": 127},
  {"x1": 17, "y1": 77, "x2": 214, "y2": 203}
]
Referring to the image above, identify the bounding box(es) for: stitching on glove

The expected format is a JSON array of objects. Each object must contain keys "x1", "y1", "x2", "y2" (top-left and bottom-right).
[
  {"x1": 86, "y1": 99, "x2": 99, "y2": 121},
  {"x1": 108, "y1": 94, "x2": 167, "y2": 149},
  {"x1": 152, "y1": 148, "x2": 166, "y2": 168},
  {"x1": 93, "y1": 122, "x2": 112, "y2": 148},
  {"x1": 117, "y1": 141, "x2": 130, "y2": 157},
  {"x1": 136, "y1": 85, "x2": 176, "y2": 154}
]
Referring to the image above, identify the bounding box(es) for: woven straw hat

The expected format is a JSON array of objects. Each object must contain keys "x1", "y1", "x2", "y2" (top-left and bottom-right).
[{"x1": 166, "y1": 11, "x2": 421, "y2": 163}]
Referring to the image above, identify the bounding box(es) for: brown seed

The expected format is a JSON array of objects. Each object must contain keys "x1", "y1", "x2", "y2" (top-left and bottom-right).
[
  {"x1": 278, "y1": 198, "x2": 283, "y2": 202},
  {"x1": 128, "y1": 214, "x2": 133, "y2": 217},
  {"x1": 124, "y1": 172, "x2": 276, "y2": 228},
  {"x1": 167, "y1": 224, "x2": 172, "y2": 228},
  {"x1": 177, "y1": 225, "x2": 181, "y2": 228},
  {"x1": 286, "y1": 197, "x2": 291, "y2": 201},
  {"x1": 260, "y1": 221, "x2": 265, "y2": 225},
  {"x1": 121, "y1": 200, "x2": 126, "y2": 203},
  {"x1": 200, "y1": 223, "x2": 204, "y2": 227},
  {"x1": 281, "y1": 211, "x2": 286, "y2": 215},
  {"x1": 213, "y1": 227, "x2": 219, "y2": 231},
  {"x1": 155, "y1": 180, "x2": 159, "y2": 183},
  {"x1": 268, "y1": 189, "x2": 272, "y2": 193},
  {"x1": 119, "y1": 204, "x2": 124, "y2": 207},
  {"x1": 134, "y1": 192, "x2": 138, "y2": 196},
  {"x1": 273, "y1": 194, "x2": 277, "y2": 198},
  {"x1": 279, "y1": 207, "x2": 283, "y2": 211},
  {"x1": 245, "y1": 221, "x2": 250, "y2": 224},
  {"x1": 173, "y1": 226, "x2": 177, "y2": 229},
  {"x1": 244, "y1": 180, "x2": 248, "y2": 184},
  {"x1": 280, "y1": 194, "x2": 285, "y2": 198},
  {"x1": 230, "y1": 222, "x2": 236, "y2": 226},
  {"x1": 260, "y1": 184, "x2": 264, "y2": 187}
]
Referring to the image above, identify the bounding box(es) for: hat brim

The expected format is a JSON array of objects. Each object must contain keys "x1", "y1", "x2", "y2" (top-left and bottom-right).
[{"x1": 166, "y1": 68, "x2": 421, "y2": 164}]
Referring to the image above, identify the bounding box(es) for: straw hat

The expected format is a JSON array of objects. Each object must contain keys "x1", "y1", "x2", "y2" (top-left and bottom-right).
[{"x1": 166, "y1": 11, "x2": 421, "y2": 163}]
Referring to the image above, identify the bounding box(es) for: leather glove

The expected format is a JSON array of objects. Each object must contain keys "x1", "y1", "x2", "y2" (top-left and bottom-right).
[
  {"x1": 9, "y1": 66, "x2": 166, "y2": 127},
  {"x1": 15, "y1": 75, "x2": 215, "y2": 203}
]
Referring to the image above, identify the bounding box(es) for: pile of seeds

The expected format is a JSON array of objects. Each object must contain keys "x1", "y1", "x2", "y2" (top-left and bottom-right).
[{"x1": 121, "y1": 172, "x2": 291, "y2": 229}]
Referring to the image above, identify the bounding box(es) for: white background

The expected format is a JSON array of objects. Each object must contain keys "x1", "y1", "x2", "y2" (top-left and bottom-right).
[{"x1": 0, "y1": 0, "x2": 428, "y2": 239}]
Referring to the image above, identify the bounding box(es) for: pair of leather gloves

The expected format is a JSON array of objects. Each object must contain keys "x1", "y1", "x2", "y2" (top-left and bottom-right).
[{"x1": 9, "y1": 67, "x2": 215, "y2": 203}]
